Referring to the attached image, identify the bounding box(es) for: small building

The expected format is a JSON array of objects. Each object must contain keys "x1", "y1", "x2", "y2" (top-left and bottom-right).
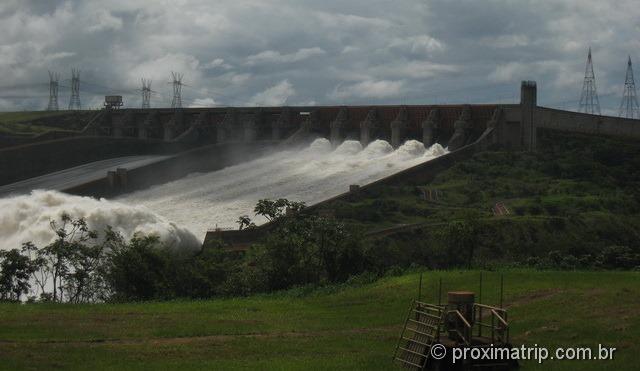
[{"x1": 104, "y1": 95, "x2": 123, "y2": 110}]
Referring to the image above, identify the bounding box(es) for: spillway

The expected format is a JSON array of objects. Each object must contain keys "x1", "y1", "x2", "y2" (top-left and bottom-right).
[{"x1": 0, "y1": 138, "x2": 447, "y2": 251}]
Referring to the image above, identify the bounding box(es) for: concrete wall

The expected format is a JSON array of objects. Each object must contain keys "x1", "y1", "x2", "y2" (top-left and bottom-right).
[
  {"x1": 536, "y1": 107, "x2": 640, "y2": 139},
  {"x1": 0, "y1": 137, "x2": 195, "y2": 185},
  {"x1": 97, "y1": 104, "x2": 499, "y2": 148},
  {"x1": 521, "y1": 81, "x2": 537, "y2": 150},
  {"x1": 514, "y1": 80, "x2": 640, "y2": 145},
  {"x1": 497, "y1": 81, "x2": 640, "y2": 149},
  {"x1": 6, "y1": 82, "x2": 639, "y2": 152},
  {"x1": 65, "y1": 141, "x2": 280, "y2": 198},
  {"x1": 1, "y1": 104, "x2": 506, "y2": 182}
]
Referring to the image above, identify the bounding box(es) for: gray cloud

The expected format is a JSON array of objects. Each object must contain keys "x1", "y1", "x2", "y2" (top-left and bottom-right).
[
  {"x1": 246, "y1": 47, "x2": 326, "y2": 66},
  {"x1": 0, "y1": 0, "x2": 638, "y2": 115}
]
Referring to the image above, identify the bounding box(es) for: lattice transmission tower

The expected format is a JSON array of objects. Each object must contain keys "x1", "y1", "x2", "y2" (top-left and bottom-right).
[
  {"x1": 619, "y1": 56, "x2": 640, "y2": 119},
  {"x1": 578, "y1": 48, "x2": 601, "y2": 115},
  {"x1": 68, "y1": 69, "x2": 81, "y2": 110},
  {"x1": 171, "y1": 72, "x2": 183, "y2": 109},
  {"x1": 141, "y1": 78, "x2": 152, "y2": 109},
  {"x1": 47, "y1": 71, "x2": 59, "y2": 111}
]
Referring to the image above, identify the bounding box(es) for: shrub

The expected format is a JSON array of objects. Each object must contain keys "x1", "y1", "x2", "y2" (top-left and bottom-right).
[
  {"x1": 547, "y1": 217, "x2": 566, "y2": 231},
  {"x1": 596, "y1": 246, "x2": 640, "y2": 270},
  {"x1": 372, "y1": 199, "x2": 399, "y2": 213},
  {"x1": 529, "y1": 205, "x2": 543, "y2": 215},
  {"x1": 241, "y1": 216, "x2": 367, "y2": 292},
  {"x1": 106, "y1": 234, "x2": 177, "y2": 301}
]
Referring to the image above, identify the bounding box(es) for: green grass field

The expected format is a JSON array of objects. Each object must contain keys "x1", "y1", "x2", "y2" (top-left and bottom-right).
[
  {"x1": 1, "y1": 270, "x2": 638, "y2": 370},
  {"x1": 0, "y1": 111, "x2": 94, "y2": 135}
]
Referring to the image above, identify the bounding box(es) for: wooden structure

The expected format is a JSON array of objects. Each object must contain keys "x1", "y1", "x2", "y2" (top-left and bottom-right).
[
  {"x1": 492, "y1": 202, "x2": 510, "y2": 216},
  {"x1": 393, "y1": 289, "x2": 516, "y2": 370}
]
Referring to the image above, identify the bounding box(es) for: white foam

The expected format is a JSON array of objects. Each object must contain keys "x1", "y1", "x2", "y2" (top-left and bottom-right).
[
  {"x1": 360, "y1": 140, "x2": 394, "y2": 158},
  {"x1": 333, "y1": 140, "x2": 363, "y2": 155},
  {"x1": 0, "y1": 190, "x2": 200, "y2": 251}
]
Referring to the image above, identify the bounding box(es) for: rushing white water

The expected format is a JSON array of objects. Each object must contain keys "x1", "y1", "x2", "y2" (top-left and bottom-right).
[
  {"x1": 0, "y1": 190, "x2": 201, "y2": 251},
  {"x1": 0, "y1": 139, "x2": 447, "y2": 251},
  {"x1": 118, "y1": 138, "x2": 447, "y2": 238}
]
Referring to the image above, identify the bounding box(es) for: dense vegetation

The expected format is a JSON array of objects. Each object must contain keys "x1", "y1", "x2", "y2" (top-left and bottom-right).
[{"x1": 321, "y1": 129, "x2": 640, "y2": 270}]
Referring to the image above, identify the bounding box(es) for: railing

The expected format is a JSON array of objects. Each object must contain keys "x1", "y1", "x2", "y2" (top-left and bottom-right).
[
  {"x1": 207, "y1": 227, "x2": 235, "y2": 232},
  {"x1": 393, "y1": 300, "x2": 446, "y2": 369},
  {"x1": 473, "y1": 303, "x2": 509, "y2": 344},
  {"x1": 447, "y1": 309, "x2": 472, "y2": 345},
  {"x1": 396, "y1": 299, "x2": 510, "y2": 363}
]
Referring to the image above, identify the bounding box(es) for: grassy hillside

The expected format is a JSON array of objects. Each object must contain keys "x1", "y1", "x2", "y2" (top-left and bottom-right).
[
  {"x1": 0, "y1": 270, "x2": 638, "y2": 370},
  {"x1": 0, "y1": 110, "x2": 95, "y2": 135},
  {"x1": 322, "y1": 130, "x2": 640, "y2": 269}
]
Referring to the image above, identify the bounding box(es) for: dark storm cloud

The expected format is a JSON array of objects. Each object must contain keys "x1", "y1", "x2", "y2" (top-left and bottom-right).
[{"x1": 0, "y1": 0, "x2": 638, "y2": 114}]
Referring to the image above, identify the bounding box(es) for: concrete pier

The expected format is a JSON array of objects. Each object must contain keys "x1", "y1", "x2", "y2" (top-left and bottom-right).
[
  {"x1": 422, "y1": 109, "x2": 439, "y2": 147},
  {"x1": 330, "y1": 107, "x2": 348, "y2": 147},
  {"x1": 360, "y1": 109, "x2": 378, "y2": 146},
  {"x1": 390, "y1": 107, "x2": 408, "y2": 148}
]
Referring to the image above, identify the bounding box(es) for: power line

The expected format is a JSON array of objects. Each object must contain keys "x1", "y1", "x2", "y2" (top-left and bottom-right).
[
  {"x1": 0, "y1": 82, "x2": 48, "y2": 90},
  {"x1": 0, "y1": 95, "x2": 52, "y2": 99},
  {"x1": 81, "y1": 80, "x2": 140, "y2": 95}
]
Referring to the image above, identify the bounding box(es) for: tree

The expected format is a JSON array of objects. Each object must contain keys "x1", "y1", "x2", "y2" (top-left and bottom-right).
[
  {"x1": 20, "y1": 242, "x2": 46, "y2": 298},
  {"x1": 244, "y1": 213, "x2": 366, "y2": 291},
  {"x1": 0, "y1": 248, "x2": 37, "y2": 301},
  {"x1": 18, "y1": 214, "x2": 107, "y2": 303},
  {"x1": 254, "y1": 199, "x2": 306, "y2": 221},
  {"x1": 236, "y1": 215, "x2": 255, "y2": 230},
  {"x1": 439, "y1": 211, "x2": 482, "y2": 269},
  {"x1": 37, "y1": 214, "x2": 98, "y2": 302},
  {"x1": 597, "y1": 245, "x2": 640, "y2": 269},
  {"x1": 64, "y1": 240, "x2": 109, "y2": 303},
  {"x1": 105, "y1": 232, "x2": 175, "y2": 301}
]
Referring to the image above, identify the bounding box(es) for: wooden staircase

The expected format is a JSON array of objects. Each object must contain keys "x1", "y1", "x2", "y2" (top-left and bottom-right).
[{"x1": 393, "y1": 300, "x2": 445, "y2": 370}]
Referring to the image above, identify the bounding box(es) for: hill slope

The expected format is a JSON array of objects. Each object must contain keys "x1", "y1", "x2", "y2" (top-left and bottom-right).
[
  {"x1": 320, "y1": 130, "x2": 640, "y2": 269},
  {"x1": 0, "y1": 110, "x2": 95, "y2": 135}
]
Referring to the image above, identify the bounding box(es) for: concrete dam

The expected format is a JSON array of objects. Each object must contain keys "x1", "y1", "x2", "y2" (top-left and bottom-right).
[{"x1": 2, "y1": 81, "x2": 640, "y2": 250}]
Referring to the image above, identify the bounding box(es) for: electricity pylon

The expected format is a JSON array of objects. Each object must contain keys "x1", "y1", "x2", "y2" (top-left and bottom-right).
[
  {"x1": 578, "y1": 48, "x2": 601, "y2": 115},
  {"x1": 68, "y1": 68, "x2": 81, "y2": 110},
  {"x1": 619, "y1": 56, "x2": 640, "y2": 119},
  {"x1": 141, "y1": 78, "x2": 152, "y2": 109},
  {"x1": 171, "y1": 72, "x2": 183, "y2": 109},
  {"x1": 47, "y1": 71, "x2": 59, "y2": 111}
]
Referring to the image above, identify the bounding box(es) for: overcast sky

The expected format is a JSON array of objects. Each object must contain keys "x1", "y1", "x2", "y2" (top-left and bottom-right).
[{"x1": 0, "y1": 0, "x2": 638, "y2": 114}]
